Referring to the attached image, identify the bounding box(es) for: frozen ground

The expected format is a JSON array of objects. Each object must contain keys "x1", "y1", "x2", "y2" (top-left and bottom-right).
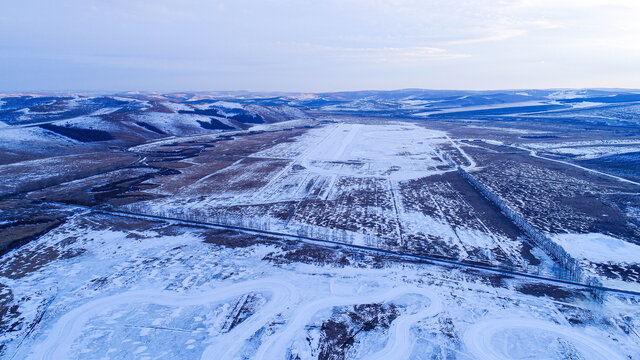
[
  {"x1": 412, "y1": 100, "x2": 554, "y2": 117},
  {"x1": 120, "y1": 122, "x2": 537, "y2": 271},
  {"x1": 2, "y1": 213, "x2": 638, "y2": 360},
  {"x1": 3, "y1": 90, "x2": 640, "y2": 359},
  {"x1": 552, "y1": 233, "x2": 640, "y2": 264},
  {"x1": 253, "y1": 122, "x2": 449, "y2": 180}
]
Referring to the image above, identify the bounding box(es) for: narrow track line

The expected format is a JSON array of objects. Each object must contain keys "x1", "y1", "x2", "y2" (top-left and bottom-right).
[
  {"x1": 12, "y1": 197, "x2": 640, "y2": 296},
  {"x1": 508, "y1": 144, "x2": 640, "y2": 187},
  {"x1": 79, "y1": 205, "x2": 639, "y2": 297}
]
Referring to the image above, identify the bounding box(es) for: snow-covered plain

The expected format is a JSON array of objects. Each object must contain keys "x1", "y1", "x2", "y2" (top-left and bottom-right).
[
  {"x1": 122, "y1": 122, "x2": 537, "y2": 270},
  {"x1": 540, "y1": 145, "x2": 640, "y2": 160},
  {"x1": 519, "y1": 142, "x2": 640, "y2": 160},
  {"x1": 553, "y1": 233, "x2": 640, "y2": 264},
  {"x1": 255, "y1": 123, "x2": 449, "y2": 180},
  {"x1": 412, "y1": 101, "x2": 554, "y2": 117},
  {"x1": 2, "y1": 213, "x2": 637, "y2": 359},
  {"x1": 2, "y1": 92, "x2": 640, "y2": 359}
]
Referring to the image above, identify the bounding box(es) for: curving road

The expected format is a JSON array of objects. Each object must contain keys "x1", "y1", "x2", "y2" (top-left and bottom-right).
[
  {"x1": 463, "y1": 317, "x2": 626, "y2": 360},
  {"x1": 26, "y1": 279, "x2": 444, "y2": 360},
  {"x1": 362, "y1": 293, "x2": 442, "y2": 360},
  {"x1": 255, "y1": 285, "x2": 442, "y2": 360},
  {"x1": 27, "y1": 280, "x2": 300, "y2": 360},
  {"x1": 23, "y1": 277, "x2": 629, "y2": 360}
]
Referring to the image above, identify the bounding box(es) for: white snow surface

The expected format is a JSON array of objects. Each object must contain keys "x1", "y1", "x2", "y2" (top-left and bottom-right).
[
  {"x1": 244, "y1": 104, "x2": 310, "y2": 120},
  {"x1": 464, "y1": 317, "x2": 626, "y2": 360},
  {"x1": 412, "y1": 100, "x2": 551, "y2": 117},
  {"x1": 523, "y1": 139, "x2": 640, "y2": 150},
  {"x1": 133, "y1": 112, "x2": 222, "y2": 135},
  {"x1": 213, "y1": 101, "x2": 244, "y2": 110},
  {"x1": 2, "y1": 214, "x2": 636, "y2": 359},
  {"x1": 55, "y1": 116, "x2": 120, "y2": 132},
  {"x1": 256, "y1": 123, "x2": 449, "y2": 180},
  {"x1": 552, "y1": 233, "x2": 640, "y2": 264},
  {"x1": 160, "y1": 101, "x2": 194, "y2": 112},
  {"x1": 547, "y1": 90, "x2": 588, "y2": 99},
  {"x1": 540, "y1": 145, "x2": 640, "y2": 159},
  {"x1": 0, "y1": 126, "x2": 79, "y2": 154}
]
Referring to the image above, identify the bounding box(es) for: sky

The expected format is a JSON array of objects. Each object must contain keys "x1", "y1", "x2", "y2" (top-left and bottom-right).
[{"x1": 1, "y1": 0, "x2": 639, "y2": 92}]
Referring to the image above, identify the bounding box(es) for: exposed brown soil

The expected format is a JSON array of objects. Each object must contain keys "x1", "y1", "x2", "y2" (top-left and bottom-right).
[
  {"x1": 0, "y1": 242, "x2": 85, "y2": 280},
  {"x1": 0, "y1": 200, "x2": 75, "y2": 255},
  {"x1": 203, "y1": 229, "x2": 281, "y2": 249},
  {"x1": 317, "y1": 303, "x2": 399, "y2": 360},
  {"x1": 516, "y1": 283, "x2": 584, "y2": 301}
]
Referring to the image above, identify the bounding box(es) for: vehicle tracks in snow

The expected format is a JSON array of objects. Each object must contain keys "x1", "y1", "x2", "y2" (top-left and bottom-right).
[
  {"x1": 463, "y1": 317, "x2": 627, "y2": 360},
  {"x1": 27, "y1": 280, "x2": 299, "y2": 360}
]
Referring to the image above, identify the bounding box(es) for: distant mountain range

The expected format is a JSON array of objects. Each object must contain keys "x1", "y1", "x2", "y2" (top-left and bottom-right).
[
  {"x1": 0, "y1": 94, "x2": 309, "y2": 164},
  {"x1": 2, "y1": 89, "x2": 640, "y2": 165}
]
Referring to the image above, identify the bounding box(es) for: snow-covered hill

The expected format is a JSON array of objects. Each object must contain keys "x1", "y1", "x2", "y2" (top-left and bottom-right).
[{"x1": 0, "y1": 95, "x2": 311, "y2": 164}]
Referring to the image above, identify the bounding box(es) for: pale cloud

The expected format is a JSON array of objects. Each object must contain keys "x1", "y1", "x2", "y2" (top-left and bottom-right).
[
  {"x1": 285, "y1": 43, "x2": 470, "y2": 62},
  {"x1": 443, "y1": 29, "x2": 526, "y2": 46},
  {"x1": 0, "y1": 0, "x2": 639, "y2": 91}
]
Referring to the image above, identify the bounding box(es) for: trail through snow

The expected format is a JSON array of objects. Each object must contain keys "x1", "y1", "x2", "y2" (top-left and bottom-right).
[
  {"x1": 513, "y1": 144, "x2": 640, "y2": 187},
  {"x1": 27, "y1": 278, "x2": 444, "y2": 360},
  {"x1": 28, "y1": 280, "x2": 300, "y2": 360},
  {"x1": 463, "y1": 318, "x2": 626, "y2": 360},
  {"x1": 255, "y1": 285, "x2": 442, "y2": 360}
]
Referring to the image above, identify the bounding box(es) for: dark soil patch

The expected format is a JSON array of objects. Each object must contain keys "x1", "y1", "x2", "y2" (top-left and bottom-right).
[
  {"x1": 516, "y1": 283, "x2": 583, "y2": 301},
  {"x1": 467, "y1": 145, "x2": 640, "y2": 243},
  {"x1": 594, "y1": 263, "x2": 640, "y2": 283},
  {"x1": 0, "y1": 283, "x2": 22, "y2": 332},
  {"x1": 141, "y1": 101, "x2": 174, "y2": 114},
  {"x1": 0, "y1": 218, "x2": 65, "y2": 255},
  {"x1": 482, "y1": 273, "x2": 512, "y2": 288},
  {"x1": 40, "y1": 123, "x2": 114, "y2": 142},
  {"x1": 135, "y1": 122, "x2": 166, "y2": 134},
  {"x1": 89, "y1": 167, "x2": 180, "y2": 204},
  {"x1": 317, "y1": 303, "x2": 399, "y2": 360},
  {"x1": 578, "y1": 151, "x2": 640, "y2": 183},
  {"x1": 0, "y1": 242, "x2": 85, "y2": 280},
  {"x1": 0, "y1": 283, "x2": 23, "y2": 356},
  {"x1": 444, "y1": 171, "x2": 523, "y2": 239},
  {"x1": 223, "y1": 294, "x2": 265, "y2": 332},
  {"x1": 263, "y1": 242, "x2": 397, "y2": 269},
  {"x1": 519, "y1": 241, "x2": 541, "y2": 266},
  {"x1": 29, "y1": 99, "x2": 69, "y2": 113},
  {"x1": 203, "y1": 229, "x2": 280, "y2": 249},
  {"x1": 197, "y1": 119, "x2": 234, "y2": 130},
  {"x1": 263, "y1": 244, "x2": 352, "y2": 267}
]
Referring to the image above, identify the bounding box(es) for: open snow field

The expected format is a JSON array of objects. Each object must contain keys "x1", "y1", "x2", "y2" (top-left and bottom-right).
[
  {"x1": 117, "y1": 122, "x2": 539, "y2": 273},
  {"x1": 3, "y1": 91, "x2": 640, "y2": 359},
  {"x1": 255, "y1": 123, "x2": 449, "y2": 180},
  {"x1": 2, "y1": 213, "x2": 638, "y2": 359}
]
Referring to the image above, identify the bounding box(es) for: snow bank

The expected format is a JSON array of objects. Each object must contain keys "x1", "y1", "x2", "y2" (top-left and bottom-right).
[
  {"x1": 542, "y1": 146, "x2": 640, "y2": 160},
  {"x1": 552, "y1": 233, "x2": 640, "y2": 264},
  {"x1": 213, "y1": 101, "x2": 244, "y2": 110}
]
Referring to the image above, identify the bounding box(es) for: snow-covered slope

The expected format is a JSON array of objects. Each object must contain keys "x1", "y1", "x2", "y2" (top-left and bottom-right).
[{"x1": 0, "y1": 95, "x2": 310, "y2": 164}]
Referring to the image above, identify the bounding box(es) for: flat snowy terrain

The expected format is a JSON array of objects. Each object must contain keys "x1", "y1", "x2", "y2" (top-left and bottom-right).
[
  {"x1": 2, "y1": 213, "x2": 637, "y2": 359},
  {"x1": 1, "y1": 91, "x2": 640, "y2": 359}
]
